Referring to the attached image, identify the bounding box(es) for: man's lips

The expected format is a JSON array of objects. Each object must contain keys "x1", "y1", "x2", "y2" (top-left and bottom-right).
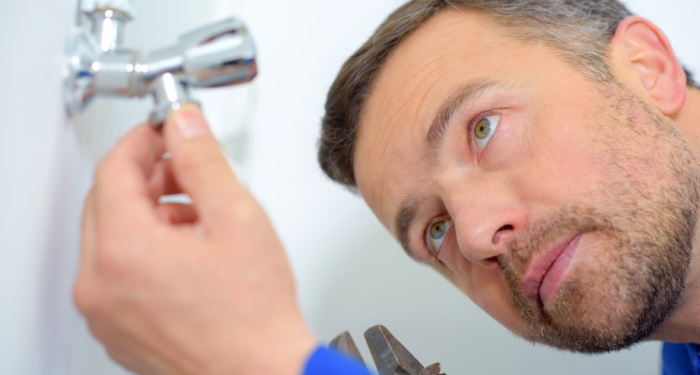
[{"x1": 521, "y1": 234, "x2": 582, "y2": 305}]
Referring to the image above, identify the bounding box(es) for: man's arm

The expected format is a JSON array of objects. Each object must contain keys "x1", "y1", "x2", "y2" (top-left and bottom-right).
[{"x1": 74, "y1": 106, "x2": 326, "y2": 374}]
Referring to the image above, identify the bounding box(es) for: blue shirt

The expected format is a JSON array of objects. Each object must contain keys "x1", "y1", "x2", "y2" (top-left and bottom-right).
[
  {"x1": 303, "y1": 345, "x2": 374, "y2": 375},
  {"x1": 663, "y1": 343, "x2": 700, "y2": 375},
  {"x1": 306, "y1": 342, "x2": 699, "y2": 374}
]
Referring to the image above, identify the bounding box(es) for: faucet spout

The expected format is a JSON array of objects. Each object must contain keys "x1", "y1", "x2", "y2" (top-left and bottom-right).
[{"x1": 64, "y1": 9, "x2": 258, "y2": 125}]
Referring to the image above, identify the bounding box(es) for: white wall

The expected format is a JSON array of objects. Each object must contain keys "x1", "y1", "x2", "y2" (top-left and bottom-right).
[
  {"x1": 0, "y1": 1, "x2": 86, "y2": 374},
  {"x1": 0, "y1": 0, "x2": 697, "y2": 374}
]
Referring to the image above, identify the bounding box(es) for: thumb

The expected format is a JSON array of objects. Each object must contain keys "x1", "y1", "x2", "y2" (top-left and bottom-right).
[{"x1": 163, "y1": 105, "x2": 245, "y2": 228}]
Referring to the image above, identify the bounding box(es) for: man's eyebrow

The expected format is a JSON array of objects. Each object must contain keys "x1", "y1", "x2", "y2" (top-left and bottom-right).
[
  {"x1": 396, "y1": 198, "x2": 420, "y2": 260},
  {"x1": 425, "y1": 79, "x2": 501, "y2": 160}
]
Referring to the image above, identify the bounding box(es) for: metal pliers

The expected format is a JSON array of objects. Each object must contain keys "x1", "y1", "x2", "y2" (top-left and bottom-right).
[{"x1": 331, "y1": 325, "x2": 446, "y2": 375}]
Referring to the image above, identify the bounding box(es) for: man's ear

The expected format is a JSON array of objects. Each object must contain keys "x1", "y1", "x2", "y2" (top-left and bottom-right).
[{"x1": 610, "y1": 16, "x2": 686, "y2": 116}]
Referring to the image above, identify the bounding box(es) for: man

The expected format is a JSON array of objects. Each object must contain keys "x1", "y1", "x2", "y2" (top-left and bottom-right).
[
  {"x1": 320, "y1": 0, "x2": 700, "y2": 355},
  {"x1": 74, "y1": 0, "x2": 700, "y2": 374}
]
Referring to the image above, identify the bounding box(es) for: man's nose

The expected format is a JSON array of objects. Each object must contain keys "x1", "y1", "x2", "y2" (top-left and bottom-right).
[{"x1": 443, "y1": 178, "x2": 527, "y2": 268}]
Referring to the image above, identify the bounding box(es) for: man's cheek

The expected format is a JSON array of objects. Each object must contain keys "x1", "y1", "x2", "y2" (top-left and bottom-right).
[
  {"x1": 432, "y1": 248, "x2": 530, "y2": 335},
  {"x1": 458, "y1": 268, "x2": 530, "y2": 335}
]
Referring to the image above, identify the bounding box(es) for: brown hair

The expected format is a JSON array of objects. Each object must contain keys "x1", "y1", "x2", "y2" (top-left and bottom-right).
[{"x1": 318, "y1": 0, "x2": 696, "y2": 188}]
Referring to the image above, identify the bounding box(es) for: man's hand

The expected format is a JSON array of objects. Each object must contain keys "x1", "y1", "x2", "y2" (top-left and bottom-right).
[{"x1": 73, "y1": 106, "x2": 317, "y2": 375}]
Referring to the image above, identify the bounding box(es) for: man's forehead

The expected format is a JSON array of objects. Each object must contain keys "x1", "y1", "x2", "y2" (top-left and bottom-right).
[{"x1": 353, "y1": 9, "x2": 509, "y2": 234}]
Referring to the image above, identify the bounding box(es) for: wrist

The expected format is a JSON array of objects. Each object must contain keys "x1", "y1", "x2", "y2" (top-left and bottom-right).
[{"x1": 236, "y1": 318, "x2": 318, "y2": 375}]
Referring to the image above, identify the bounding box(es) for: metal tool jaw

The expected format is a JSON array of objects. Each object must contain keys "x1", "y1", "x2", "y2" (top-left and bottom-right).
[
  {"x1": 64, "y1": 6, "x2": 257, "y2": 124},
  {"x1": 331, "y1": 325, "x2": 446, "y2": 375}
]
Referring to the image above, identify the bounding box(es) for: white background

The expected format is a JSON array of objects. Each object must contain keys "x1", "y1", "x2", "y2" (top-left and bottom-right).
[{"x1": 0, "y1": 0, "x2": 698, "y2": 374}]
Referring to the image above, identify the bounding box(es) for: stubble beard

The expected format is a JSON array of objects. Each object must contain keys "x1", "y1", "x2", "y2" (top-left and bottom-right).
[{"x1": 500, "y1": 83, "x2": 700, "y2": 353}]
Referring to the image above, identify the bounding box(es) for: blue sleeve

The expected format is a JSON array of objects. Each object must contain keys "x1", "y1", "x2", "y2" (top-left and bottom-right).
[
  {"x1": 303, "y1": 345, "x2": 375, "y2": 375},
  {"x1": 662, "y1": 342, "x2": 700, "y2": 375}
]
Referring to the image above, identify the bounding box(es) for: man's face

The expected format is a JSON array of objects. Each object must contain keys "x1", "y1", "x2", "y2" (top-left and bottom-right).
[{"x1": 354, "y1": 9, "x2": 699, "y2": 352}]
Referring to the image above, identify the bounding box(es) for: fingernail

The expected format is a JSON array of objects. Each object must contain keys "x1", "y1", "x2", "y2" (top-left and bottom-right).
[{"x1": 171, "y1": 104, "x2": 208, "y2": 139}]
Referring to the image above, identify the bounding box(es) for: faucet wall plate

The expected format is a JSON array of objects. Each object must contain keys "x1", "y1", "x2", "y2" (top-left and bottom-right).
[{"x1": 63, "y1": 7, "x2": 258, "y2": 124}]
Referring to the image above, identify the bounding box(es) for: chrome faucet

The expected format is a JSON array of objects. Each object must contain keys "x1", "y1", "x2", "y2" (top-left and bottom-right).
[{"x1": 64, "y1": 5, "x2": 257, "y2": 124}]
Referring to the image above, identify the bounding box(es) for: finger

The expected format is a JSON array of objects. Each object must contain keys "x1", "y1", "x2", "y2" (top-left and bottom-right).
[
  {"x1": 79, "y1": 188, "x2": 97, "y2": 272},
  {"x1": 162, "y1": 105, "x2": 248, "y2": 230},
  {"x1": 74, "y1": 188, "x2": 98, "y2": 314},
  {"x1": 148, "y1": 158, "x2": 184, "y2": 200},
  {"x1": 156, "y1": 203, "x2": 199, "y2": 224},
  {"x1": 94, "y1": 123, "x2": 165, "y2": 229}
]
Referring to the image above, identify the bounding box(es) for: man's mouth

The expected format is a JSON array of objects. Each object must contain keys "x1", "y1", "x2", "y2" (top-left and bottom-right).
[{"x1": 521, "y1": 234, "x2": 582, "y2": 305}]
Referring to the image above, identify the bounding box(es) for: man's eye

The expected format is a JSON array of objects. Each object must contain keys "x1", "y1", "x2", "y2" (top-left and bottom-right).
[
  {"x1": 428, "y1": 219, "x2": 453, "y2": 255},
  {"x1": 473, "y1": 114, "x2": 501, "y2": 151}
]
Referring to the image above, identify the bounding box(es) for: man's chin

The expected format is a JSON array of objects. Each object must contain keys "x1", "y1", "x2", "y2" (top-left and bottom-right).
[
  {"x1": 524, "y1": 327, "x2": 648, "y2": 353},
  {"x1": 517, "y1": 299, "x2": 662, "y2": 353}
]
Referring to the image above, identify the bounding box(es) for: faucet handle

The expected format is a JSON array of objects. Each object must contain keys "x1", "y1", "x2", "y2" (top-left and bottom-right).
[
  {"x1": 146, "y1": 18, "x2": 257, "y2": 124},
  {"x1": 64, "y1": 14, "x2": 258, "y2": 125},
  {"x1": 179, "y1": 17, "x2": 244, "y2": 48},
  {"x1": 178, "y1": 18, "x2": 258, "y2": 88}
]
